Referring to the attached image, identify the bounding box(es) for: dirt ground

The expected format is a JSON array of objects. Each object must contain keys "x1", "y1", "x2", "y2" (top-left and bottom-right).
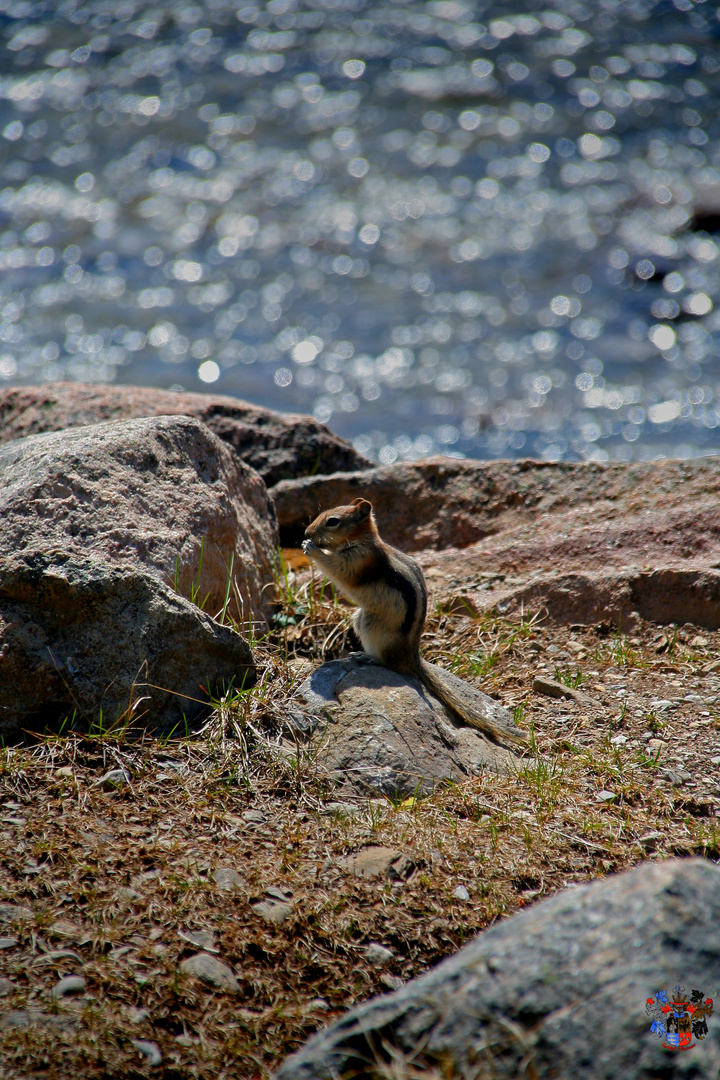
[{"x1": 1, "y1": 555, "x2": 719, "y2": 1080}]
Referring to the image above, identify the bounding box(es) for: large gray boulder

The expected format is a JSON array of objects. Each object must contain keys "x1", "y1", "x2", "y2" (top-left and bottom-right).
[
  {"x1": 276, "y1": 858, "x2": 720, "y2": 1080},
  {"x1": 0, "y1": 414, "x2": 277, "y2": 629},
  {"x1": 0, "y1": 383, "x2": 370, "y2": 487},
  {"x1": 290, "y1": 657, "x2": 518, "y2": 797},
  {"x1": 0, "y1": 554, "x2": 254, "y2": 740}
]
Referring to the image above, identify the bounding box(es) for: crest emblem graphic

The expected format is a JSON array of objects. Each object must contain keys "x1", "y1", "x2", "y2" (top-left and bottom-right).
[{"x1": 646, "y1": 985, "x2": 714, "y2": 1051}]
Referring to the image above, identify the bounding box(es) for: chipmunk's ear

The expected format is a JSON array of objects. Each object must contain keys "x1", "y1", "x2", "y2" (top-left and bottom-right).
[{"x1": 351, "y1": 498, "x2": 372, "y2": 521}]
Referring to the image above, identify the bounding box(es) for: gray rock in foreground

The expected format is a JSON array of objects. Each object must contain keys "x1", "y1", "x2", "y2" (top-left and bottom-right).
[
  {"x1": 276, "y1": 858, "x2": 720, "y2": 1080},
  {"x1": 0, "y1": 413, "x2": 277, "y2": 629},
  {"x1": 290, "y1": 658, "x2": 518, "y2": 798},
  {"x1": 0, "y1": 555, "x2": 254, "y2": 741}
]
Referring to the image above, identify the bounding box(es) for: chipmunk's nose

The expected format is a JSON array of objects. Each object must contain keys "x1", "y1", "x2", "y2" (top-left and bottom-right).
[{"x1": 304, "y1": 523, "x2": 312, "y2": 538}]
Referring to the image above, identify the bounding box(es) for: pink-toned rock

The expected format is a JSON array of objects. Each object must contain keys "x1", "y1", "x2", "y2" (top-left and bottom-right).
[
  {"x1": 424, "y1": 564, "x2": 720, "y2": 632},
  {"x1": 0, "y1": 383, "x2": 369, "y2": 487},
  {"x1": 274, "y1": 455, "x2": 720, "y2": 629},
  {"x1": 0, "y1": 414, "x2": 276, "y2": 628},
  {"x1": 271, "y1": 455, "x2": 720, "y2": 553}
]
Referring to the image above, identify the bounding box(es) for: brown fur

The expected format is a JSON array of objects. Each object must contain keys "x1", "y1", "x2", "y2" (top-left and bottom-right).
[{"x1": 302, "y1": 499, "x2": 527, "y2": 748}]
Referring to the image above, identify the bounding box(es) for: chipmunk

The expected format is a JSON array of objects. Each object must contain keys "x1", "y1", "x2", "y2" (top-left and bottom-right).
[{"x1": 302, "y1": 498, "x2": 527, "y2": 748}]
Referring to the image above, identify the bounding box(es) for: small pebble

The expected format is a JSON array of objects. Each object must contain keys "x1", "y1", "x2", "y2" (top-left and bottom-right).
[
  {"x1": 0, "y1": 902, "x2": 32, "y2": 923},
  {"x1": 452, "y1": 884, "x2": 471, "y2": 901},
  {"x1": 116, "y1": 887, "x2": 141, "y2": 904},
  {"x1": 95, "y1": 768, "x2": 130, "y2": 790},
  {"x1": 52, "y1": 975, "x2": 86, "y2": 1000},
  {"x1": 610, "y1": 734, "x2": 627, "y2": 745},
  {"x1": 125, "y1": 1006, "x2": 149, "y2": 1023},
  {"x1": 212, "y1": 866, "x2": 242, "y2": 891},
  {"x1": 596, "y1": 790, "x2": 616, "y2": 803},
  {"x1": 637, "y1": 832, "x2": 664, "y2": 851},
  {"x1": 131, "y1": 1039, "x2": 163, "y2": 1067},
  {"x1": 175, "y1": 1034, "x2": 196, "y2": 1047},
  {"x1": 0, "y1": 977, "x2": 13, "y2": 996},
  {"x1": 178, "y1": 928, "x2": 217, "y2": 952},
  {"x1": 265, "y1": 885, "x2": 293, "y2": 901},
  {"x1": 321, "y1": 801, "x2": 358, "y2": 817},
  {"x1": 301, "y1": 998, "x2": 330, "y2": 1014},
  {"x1": 179, "y1": 952, "x2": 239, "y2": 993},
  {"x1": 364, "y1": 942, "x2": 393, "y2": 966},
  {"x1": 251, "y1": 895, "x2": 294, "y2": 925}
]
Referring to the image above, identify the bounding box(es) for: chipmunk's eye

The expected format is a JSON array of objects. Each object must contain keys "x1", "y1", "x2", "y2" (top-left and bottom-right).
[{"x1": 326, "y1": 516, "x2": 340, "y2": 528}]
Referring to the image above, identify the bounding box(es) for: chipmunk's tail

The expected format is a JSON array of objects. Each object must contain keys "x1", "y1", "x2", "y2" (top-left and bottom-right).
[{"x1": 418, "y1": 659, "x2": 528, "y2": 749}]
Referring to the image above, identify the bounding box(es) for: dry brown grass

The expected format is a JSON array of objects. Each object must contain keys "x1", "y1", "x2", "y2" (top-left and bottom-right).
[{"x1": 1, "y1": 554, "x2": 719, "y2": 1079}]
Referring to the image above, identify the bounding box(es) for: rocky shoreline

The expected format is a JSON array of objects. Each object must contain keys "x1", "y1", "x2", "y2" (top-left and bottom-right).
[{"x1": 1, "y1": 382, "x2": 719, "y2": 1079}]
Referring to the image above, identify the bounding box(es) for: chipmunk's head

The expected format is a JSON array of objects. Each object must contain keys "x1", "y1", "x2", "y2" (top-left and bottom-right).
[{"x1": 302, "y1": 498, "x2": 376, "y2": 558}]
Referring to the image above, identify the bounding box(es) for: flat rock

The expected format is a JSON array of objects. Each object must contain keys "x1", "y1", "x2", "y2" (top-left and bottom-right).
[
  {"x1": 0, "y1": 556, "x2": 254, "y2": 741},
  {"x1": 0, "y1": 413, "x2": 277, "y2": 628},
  {"x1": 276, "y1": 858, "x2": 720, "y2": 1080},
  {"x1": 0, "y1": 903, "x2": 33, "y2": 924},
  {"x1": 273, "y1": 455, "x2": 720, "y2": 630},
  {"x1": 115, "y1": 887, "x2": 142, "y2": 905},
  {"x1": 179, "y1": 952, "x2": 239, "y2": 993},
  {"x1": 290, "y1": 657, "x2": 518, "y2": 798},
  {"x1": 532, "y1": 676, "x2": 600, "y2": 707},
  {"x1": 95, "y1": 768, "x2": 131, "y2": 790},
  {"x1": 251, "y1": 895, "x2": 294, "y2": 926},
  {"x1": 0, "y1": 1009, "x2": 47, "y2": 1031},
  {"x1": 0, "y1": 383, "x2": 370, "y2": 488},
  {"x1": 212, "y1": 867, "x2": 243, "y2": 892},
  {"x1": 437, "y1": 566, "x2": 720, "y2": 632},
  {"x1": 363, "y1": 943, "x2": 394, "y2": 967},
  {"x1": 178, "y1": 929, "x2": 217, "y2": 952},
  {"x1": 271, "y1": 454, "x2": 720, "y2": 552},
  {"x1": 50, "y1": 919, "x2": 88, "y2": 942},
  {"x1": 51, "y1": 976, "x2": 86, "y2": 1000},
  {"x1": 340, "y1": 847, "x2": 413, "y2": 881}
]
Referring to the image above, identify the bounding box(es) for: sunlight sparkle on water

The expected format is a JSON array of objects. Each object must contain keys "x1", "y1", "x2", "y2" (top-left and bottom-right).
[{"x1": 0, "y1": 0, "x2": 720, "y2": 464}]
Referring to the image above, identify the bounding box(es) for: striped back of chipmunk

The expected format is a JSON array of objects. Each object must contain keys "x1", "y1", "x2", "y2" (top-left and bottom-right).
[{"x1": 352, "y1": 547, "x2": 425, "y2": 633}]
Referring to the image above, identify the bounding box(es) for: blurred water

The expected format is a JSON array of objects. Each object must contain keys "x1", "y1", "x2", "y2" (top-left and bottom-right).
[{"x1": 1, "y1": 0, "x2": 720, "y2": 466}]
